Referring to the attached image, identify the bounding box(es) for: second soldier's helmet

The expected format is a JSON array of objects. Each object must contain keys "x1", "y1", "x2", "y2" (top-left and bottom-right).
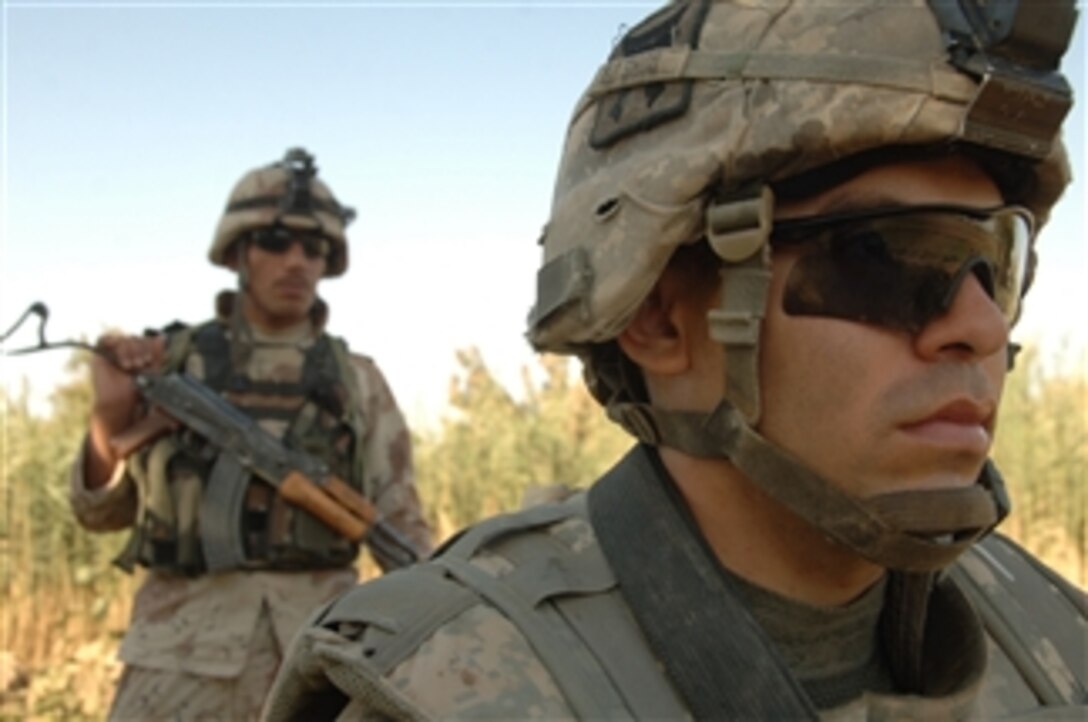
[{"x1": 210, "y1": 148, "x2": 356, "y2": 277}]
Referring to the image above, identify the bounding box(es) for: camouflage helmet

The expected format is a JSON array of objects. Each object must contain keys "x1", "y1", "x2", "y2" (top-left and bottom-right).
[
  {"x1": 528, "y1": 0, "x2": 1074, "y2": 354},
  {"x1": 210, "y1": 148, "x2": 356, "y2": 277},
  {"x1": 527, "y1": 0, "x2": 1076, "y2": 574}
]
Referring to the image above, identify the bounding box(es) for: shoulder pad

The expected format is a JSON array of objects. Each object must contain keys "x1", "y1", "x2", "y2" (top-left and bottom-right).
[
  {"x1": 952, "y1": 532, "x2": 1088, "y2": 705},
  {"x1": 437, "y1": 492, "x2": 588, "y2": 557},
  {"x1": 437, "y1": 493, "x2": 615, "y2": 605},
  {"x1": 316, "y1": 564, "x2": 480, "y2": 675},
  {"x1": 315, "y1": 493, "x2": 612, "y2": 672}
]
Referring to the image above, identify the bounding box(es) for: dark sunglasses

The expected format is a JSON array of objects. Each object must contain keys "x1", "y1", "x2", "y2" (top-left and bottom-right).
[
  {"x1": 770, "y1": 205, "x2": 1034, "y2": 333},
  {"x1": 248, "y1": 227, "x2": 331, "y2": 260}
]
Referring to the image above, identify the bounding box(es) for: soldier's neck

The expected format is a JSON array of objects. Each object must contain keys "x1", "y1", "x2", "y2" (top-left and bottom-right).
[
  {"x1": 239, "y1": 298, "x2": 313, "y2": 340},
  {"x1": 661, "y1": 447, "x2": 885, "y2": 607}
]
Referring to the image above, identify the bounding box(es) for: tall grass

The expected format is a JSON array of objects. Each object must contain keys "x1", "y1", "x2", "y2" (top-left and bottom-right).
[{"x1": 0, "y1": 346, "x2": 1083, "y2": 719}]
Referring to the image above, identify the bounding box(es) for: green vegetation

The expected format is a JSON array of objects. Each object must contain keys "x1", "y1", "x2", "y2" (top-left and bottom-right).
[
  {"x1": 414, "y1": 348, "x2": 631, "y2": 537},
  {"x1": 0, "y1": 345, "x2": 1084, "y2": 720},
  {"x1": 991, "y1": 343, "x2": 1087, "y2": 582}
]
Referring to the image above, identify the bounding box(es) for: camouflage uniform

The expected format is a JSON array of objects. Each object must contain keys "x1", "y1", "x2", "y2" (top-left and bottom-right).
[
  {"x1": 264, "y1": 446, "x2": 1086, "y2": 721},
  {"x1": 265, "y1": 2, "x2": 1084, "y2": 719},
  {"x1": 70, "y1": 294, "x2": 432, "y2": 721}
]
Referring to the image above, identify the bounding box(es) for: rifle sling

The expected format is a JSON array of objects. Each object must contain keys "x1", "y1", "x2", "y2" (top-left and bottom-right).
[{"x1": 587, "y1": 445, "x2": 819, "y2": 720}]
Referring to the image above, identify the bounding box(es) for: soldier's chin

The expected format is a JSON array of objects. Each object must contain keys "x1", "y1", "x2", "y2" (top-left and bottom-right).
[
  {"x1": 267, "y1": 300, "x2": 313, "y2": 324},
  {"x1": 276, "y1": 288, "x2": 313, "y2": 306}
]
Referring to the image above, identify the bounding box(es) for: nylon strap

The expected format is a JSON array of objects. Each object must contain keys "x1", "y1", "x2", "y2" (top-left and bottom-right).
[
  {"x1": 434, "y1": 502, "x2": 634, "y2": 721},
  {"x1": 708, "y1": 256, "x2": 771, "y2": 423},
  {"x1": 950, "y1": 535, "x2": 1088, "y2": 706},
  {"x1": 588, "y1": 47, "x2": 973, "y2": 101},
  {"x1": 550, "y1": 583, "x2": 691, "y2": 718},
  {"x1": 432, "y1": 561, "x2": 631, "y2": 721},
  {"x1": 880, "y1": 571, "x2": 935, "y2": 693},
  {"x1": 588, "y1": 445, "x2": 819, "y2": 720},
  {"x1": 226, "y1": 193, "x2": 344, "y2": 217},
  {"x1": 193, "y1": 321, "x2": 338, "y2": 402},
  {"x1": 704, "y1": 187, "x2": 774, "y2": 424},
  {"x1": 606, "y1": 401, "x2": 1003, "y2": 572},
  {"x1": 325, "y1": 337, "x2": 370, "y2": 498},
  {"x1": 529, "y1": 247, "x2": 593, "y2": 332},
  {"x1": 430, "y1": 497, "x2": 689, "y2": 718},
  {"x1": 161, "y1": 323, "x2": 196, "y2": 374},
  {"x1": 728, "y1": 422, "x2": 1001, "y2": 570}
]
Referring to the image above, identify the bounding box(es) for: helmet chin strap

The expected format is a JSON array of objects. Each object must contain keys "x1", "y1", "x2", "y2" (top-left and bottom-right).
[
  {"x1": 606, "y1": 395, "x2": 1007, "y2": 694},
  {"x1": 598, "y1": 185, "x2": 1011, "y2": 694},
  {"x1": 607, "y1": 185, "x2": 1010, "y2": 573},
  {"x1": 230, "y1": 242, "x2": 256, "y2": 372},
  {"x1": 608, "y1": 398, "x2": 1009, "y2": 572}
]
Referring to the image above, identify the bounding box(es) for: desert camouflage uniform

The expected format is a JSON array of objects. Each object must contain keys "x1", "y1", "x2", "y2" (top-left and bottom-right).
[
  {"x1": 265, "y1": 447, "x2": 1086, "y2": 721},
  {"x1": 70, "y1": 293, "x2": 432, "y2": 721}
]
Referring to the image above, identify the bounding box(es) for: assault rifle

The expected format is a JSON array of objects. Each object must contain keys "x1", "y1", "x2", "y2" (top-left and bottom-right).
[{"x1": 1, "y1": 302, "x2": 421, "y2": 571}]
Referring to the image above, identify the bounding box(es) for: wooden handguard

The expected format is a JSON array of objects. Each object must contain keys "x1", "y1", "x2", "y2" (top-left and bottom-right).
[
  {"x1": 280, "y1": 471, "x2": 368, "y2": 542},
  {"x1": 323, "y1": 476, "x2": 378, "y2": 526}
]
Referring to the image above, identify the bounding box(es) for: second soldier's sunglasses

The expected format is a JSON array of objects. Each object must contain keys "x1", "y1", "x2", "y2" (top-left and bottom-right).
[
  {"x1": 248, "y1": 226, "x2": 331, "y2": 260},
  {"x1": 769, "y1": 205, "x2": 1034, "y2": 333}
]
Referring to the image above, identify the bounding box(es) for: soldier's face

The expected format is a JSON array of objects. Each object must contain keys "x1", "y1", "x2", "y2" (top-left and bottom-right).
[
  {"x1": 241, "y1": 232, "x2": 327, "y2": 330},
  {"x1": 755, "y1": 155, "x2": 1010, "y2": 498}
]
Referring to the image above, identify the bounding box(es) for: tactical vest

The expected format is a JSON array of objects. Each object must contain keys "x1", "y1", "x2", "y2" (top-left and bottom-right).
[
  {"x1": 309, "y1": 447, "x2": 1087, "y2": 720},
  {"x1": 115, "y1": 320, "x2": 368, "y2": 575}
]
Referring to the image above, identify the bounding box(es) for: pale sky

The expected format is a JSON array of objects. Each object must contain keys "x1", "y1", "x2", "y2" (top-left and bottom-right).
[{"x1": 2, "y1": 2, "x2": 1084, "y2": 429}]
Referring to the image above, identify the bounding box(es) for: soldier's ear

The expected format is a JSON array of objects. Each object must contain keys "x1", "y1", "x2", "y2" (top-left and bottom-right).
[{"x1": 617, "y1": 271, "x2": 693, "y2": 377}]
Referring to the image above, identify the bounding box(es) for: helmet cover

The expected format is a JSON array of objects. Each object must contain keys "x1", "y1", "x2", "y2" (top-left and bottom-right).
[
  {"x1": 529, "y1": 0, "x2": 1073, "y2": 352},
  {"x1": 210, "y1": 147, "x2": 356, "y2": 277}
]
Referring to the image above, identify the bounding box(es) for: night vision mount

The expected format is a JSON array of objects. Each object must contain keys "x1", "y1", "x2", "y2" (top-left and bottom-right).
[
  {"x1": 224, "y1": 147, "x2": 356, "y2": 229},
  {"x1": 280, "y1": 147, "x2": 319, "y2": 217},
  {"x1": 278, "y1": 147, "x2": 357, "y2": 227},
  {"x1": 927, "y1": 0, "x2": 1076, "y2": 160}
]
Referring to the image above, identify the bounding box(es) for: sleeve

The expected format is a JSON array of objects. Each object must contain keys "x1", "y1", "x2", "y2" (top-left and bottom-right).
[
  {"x1": 68, "y1": 435, "x2": 138, "y2": 531},
  {"x1": 350, "y1": 355, "x2": 434, "y2": 560}
]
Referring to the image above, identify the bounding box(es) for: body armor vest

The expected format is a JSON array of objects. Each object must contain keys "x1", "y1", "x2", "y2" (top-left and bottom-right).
[
  {"x1": 305, "y1": 447, "x2": 1087, "y2": 720},
  {"x1": 116, "y1": 320, "x2": 367, "y2": 575}
]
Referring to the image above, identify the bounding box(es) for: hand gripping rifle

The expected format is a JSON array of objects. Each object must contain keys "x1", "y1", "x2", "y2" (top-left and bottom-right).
[{"x1": 1, "y1": 303, "x2": 421, "y2": 571}]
